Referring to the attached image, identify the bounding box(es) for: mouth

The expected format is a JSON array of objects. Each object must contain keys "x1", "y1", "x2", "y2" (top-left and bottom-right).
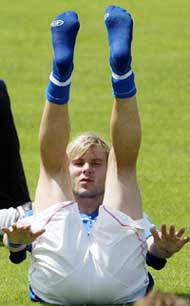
[{"x1": 80, "y1": 178, "x2": 94, "y2": 183}]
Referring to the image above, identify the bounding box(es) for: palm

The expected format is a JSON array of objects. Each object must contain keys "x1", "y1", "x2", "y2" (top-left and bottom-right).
[
  {"x1": 2, "y1": 222, "x2": 45, "y2": 245},
  {"x1": 150, "y1": 224, "x2": 190, "y2": 258}
]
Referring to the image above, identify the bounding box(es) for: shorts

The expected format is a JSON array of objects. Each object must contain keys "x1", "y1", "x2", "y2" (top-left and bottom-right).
[{"x1": 22, "y1": 202, "x2": 149, "y2": 305}]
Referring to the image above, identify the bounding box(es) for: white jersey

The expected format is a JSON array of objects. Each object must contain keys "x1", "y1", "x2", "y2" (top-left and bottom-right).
[
  {"x1": 22, "y1": 202, "x2": 149, "y2": 304},
  {"x1": 142, "y1": 212, "x2": 155, "y2": 239}
]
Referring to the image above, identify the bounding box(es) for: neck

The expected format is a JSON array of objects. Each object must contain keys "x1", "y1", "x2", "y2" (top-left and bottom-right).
[{"x1": 74, "y1": 195, "x2": 103, "y2": 213}]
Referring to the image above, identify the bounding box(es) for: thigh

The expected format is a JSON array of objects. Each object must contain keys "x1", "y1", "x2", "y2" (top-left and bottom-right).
[
  {"x1": 34, "y1": 164, "x2": 74, "y2": 213},
  {"x1": 102, "y1": 148, "x2": 142, "y2": 219}
]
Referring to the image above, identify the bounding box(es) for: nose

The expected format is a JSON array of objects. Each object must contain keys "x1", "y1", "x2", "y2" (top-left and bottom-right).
[{"x1": 82, "y1": 162, "x2": 93, "y2": 174}]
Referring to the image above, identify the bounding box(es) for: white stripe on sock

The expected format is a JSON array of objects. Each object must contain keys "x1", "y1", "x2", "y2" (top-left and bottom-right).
[
  {"x1": 112, "y1": 70, "x2": 132, "y2": 80},
  {"x1": 49, "y1": 72, "x2": 72, "y2": 87}
]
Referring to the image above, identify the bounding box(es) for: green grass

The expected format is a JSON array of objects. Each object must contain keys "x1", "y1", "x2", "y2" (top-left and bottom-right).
[{"x1": 1, "y1": 0, "x2": 190, "y2": 305}]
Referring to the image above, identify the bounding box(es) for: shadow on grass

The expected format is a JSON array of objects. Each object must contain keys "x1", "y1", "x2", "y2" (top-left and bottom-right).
[{"x1": 177, "y1": 293, "x2": 190, "y2": 300}]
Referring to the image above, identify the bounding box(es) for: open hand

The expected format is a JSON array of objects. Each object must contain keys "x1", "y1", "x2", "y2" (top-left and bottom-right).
[
  {"x1": 149, "y1": 224, "x2": 190, "y2": 258},
  {"x1": 2, "y1": 222, "x2": 45, "y2": 246}
]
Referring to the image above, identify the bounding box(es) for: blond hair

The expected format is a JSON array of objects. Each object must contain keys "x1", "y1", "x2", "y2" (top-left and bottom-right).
[{"x1": 67, "y1": 132, "x2": 110, "y2": 161}]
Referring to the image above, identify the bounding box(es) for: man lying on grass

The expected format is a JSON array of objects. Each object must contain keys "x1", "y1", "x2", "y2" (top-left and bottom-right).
[{"x1": 3, "y1": 5, "x2": 190, "y2": 305}]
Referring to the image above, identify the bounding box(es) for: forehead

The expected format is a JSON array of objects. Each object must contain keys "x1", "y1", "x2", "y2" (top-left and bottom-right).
[{"x1": 75, "y1": 145, "x2": 107, "y2": 161}]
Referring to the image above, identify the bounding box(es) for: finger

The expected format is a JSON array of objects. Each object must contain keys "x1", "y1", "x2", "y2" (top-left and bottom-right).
[
  {"x1": 176, "y1": 236, "x2": 190, "y2": 250},
  {"x1": 160, "y1": 224, "x2": 167, "y2": 238},
  {"x1": 184, "y1": 236, "x2": 190, "y2": 244},
  {"x1": 1, "y1": 227, "x2": 11, "y2": 234},
  {"x1": 169, "y1": 224, "x2": 175, "y2": 236},
  {"x1": 176, "y1": 227, "x2": 186, "y2": 238},
  {"x1": 150, "y1": 227, "x2": 161, "y2": 242},
  {"x1": 32, "y1": 229, "x2": 45, "y2": 239},
  {"x1": 12, "y1": 223, "x2": 19, "y2": 230},
  {"x1": 12, "y1": 223, "x2": 25, "y2": 231},
  {"x1": 22, "y1": 224, "x2": 32, "y2": 231}
]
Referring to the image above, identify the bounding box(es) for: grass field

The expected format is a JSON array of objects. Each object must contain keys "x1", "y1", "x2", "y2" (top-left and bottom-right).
[{"x1": 0, "y1": 0, "x2": 190, "y2": 305}]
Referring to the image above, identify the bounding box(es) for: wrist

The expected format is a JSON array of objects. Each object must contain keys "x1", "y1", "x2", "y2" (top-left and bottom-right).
[
  {"x1": 7, "y1": 241, "x2": 26, "y2": 252},
  {"x1": 3, "y1": 235, "x2": 26, "y2": 252},
  {"x1": 8, "y1": 241, "x2": 22, "y2": 248}
]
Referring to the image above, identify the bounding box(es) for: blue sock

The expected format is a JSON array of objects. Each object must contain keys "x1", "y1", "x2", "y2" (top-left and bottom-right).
[
  {"x1": 105, "y1": 5, "x2": 136, "y2": 98},
  {"x1": 46, "y1": 11, "x2": 80, "y2": 104}
]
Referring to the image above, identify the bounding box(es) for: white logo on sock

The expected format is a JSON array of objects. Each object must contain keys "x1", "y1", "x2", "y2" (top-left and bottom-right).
[
  {"x1": 51, "y1": 20, "x2": 64, "y2": 27},
  {"x1": 104, "y1": 13, "x2": 109, "y2": 21}
]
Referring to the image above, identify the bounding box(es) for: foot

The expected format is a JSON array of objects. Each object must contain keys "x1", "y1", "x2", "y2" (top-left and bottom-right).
[
  {"x1": 51, "y1": 11, "x2": 80, "y2": 81},
  {"x1": 104, "y1": 5, "x2": 133, "y2": 75}
]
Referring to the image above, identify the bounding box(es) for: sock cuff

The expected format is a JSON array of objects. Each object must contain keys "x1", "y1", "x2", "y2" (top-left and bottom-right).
[
  {"x1": 45, "y1": 73, "x2": 72, "y2": 105},
  {"x1": 112, "y1": 70, "x2": 137, "y2": 99},
  {"x1": 112, "y1": 69, "x2": 132, "y2": 80},
  {"x1": 49, "y1": 72, "x2": 72, "y2": 87}
]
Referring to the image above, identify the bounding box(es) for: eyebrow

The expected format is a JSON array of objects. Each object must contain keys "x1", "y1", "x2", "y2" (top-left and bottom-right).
[
  {"x1": 72, "y1": 158, "x2": 104, "y2": 162},
  {"x1": 91, "y1": 158, "x2": 104, "y2": 163}
]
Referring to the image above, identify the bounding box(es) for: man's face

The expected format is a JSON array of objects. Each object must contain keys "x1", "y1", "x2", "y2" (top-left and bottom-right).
[{"x1": 69, "y1": 145, "x2": 107, "y2": 200}]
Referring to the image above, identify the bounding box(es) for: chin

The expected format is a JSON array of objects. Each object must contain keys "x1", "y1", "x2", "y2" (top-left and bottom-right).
[{"x1": 74, "y1": 190, "x2": 97, "y2": 199}]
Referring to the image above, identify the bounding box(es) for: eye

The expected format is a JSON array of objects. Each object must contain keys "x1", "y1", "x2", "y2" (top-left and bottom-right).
[
  {"x1": 91, "y1": 161, "x2": 102, "y2": 166},
  {"x1": 73, "y1": 160, "x2": 84, "y2": 167}
]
